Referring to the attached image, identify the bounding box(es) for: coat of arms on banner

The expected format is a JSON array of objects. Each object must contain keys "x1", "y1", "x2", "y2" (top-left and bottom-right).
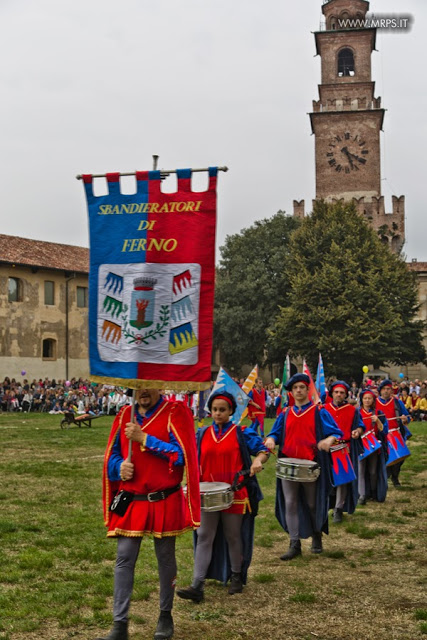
[{"x1": 98, "y1": 263, "x2": 201, "y2": 365}]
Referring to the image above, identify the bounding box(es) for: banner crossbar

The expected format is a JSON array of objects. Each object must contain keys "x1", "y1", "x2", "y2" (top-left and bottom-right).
[{"x1": 76, "y1": 166, "x2": 228, "y2": 180}]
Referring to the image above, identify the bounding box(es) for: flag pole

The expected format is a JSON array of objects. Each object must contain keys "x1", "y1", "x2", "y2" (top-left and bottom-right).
[
  {"x1": 126, "y1": 390, "x2": 136, "y2": 463},
  {"x1": 125, "y1": 152, "x2": 159, "y2": 464}
]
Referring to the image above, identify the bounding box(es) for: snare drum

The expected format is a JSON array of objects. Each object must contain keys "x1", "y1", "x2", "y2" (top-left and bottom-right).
[
  {"x1": 359, "y1": 429, "x2": 382, "y2": 461},
  {"x1": 276, "y1": 458, "x2": 320, "y2": 482},
  {"x1": 184, "y1": 481, "x2": 233, "y2": 512},
  {"x1": 386, "y1": 427, "x2": 411, "y2": 467},
  {"x1": 330, "y1": 442, "x2": 356, "y2": 487}
]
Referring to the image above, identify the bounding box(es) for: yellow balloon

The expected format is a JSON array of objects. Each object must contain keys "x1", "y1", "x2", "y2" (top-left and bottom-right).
[{"x1": 362, "y1": 365, "x2": 369, "y2": 374}]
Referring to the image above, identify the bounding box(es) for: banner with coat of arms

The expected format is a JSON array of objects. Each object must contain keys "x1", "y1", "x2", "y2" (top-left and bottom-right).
[{"x1": 81, "y1": 168, "x2": 218, "y2": 390}]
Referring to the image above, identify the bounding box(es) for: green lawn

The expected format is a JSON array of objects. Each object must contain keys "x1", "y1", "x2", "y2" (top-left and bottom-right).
[{"x1": 0, "y1": 413, "x2": 426, "y2": 640}]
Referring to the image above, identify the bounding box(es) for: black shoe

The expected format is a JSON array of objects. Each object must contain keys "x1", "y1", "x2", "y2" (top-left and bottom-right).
[
  {"x1": 154, "y1": 610, "x2": 174, "y2": 640},
  {"x1": 280, "y1": 539, "x2": 302, "y2": 561},
  {"x1": 392, "y1": 477, "x2": 401, "y2": 487},
  {"x1": 311, "y1": 532, "x2": 323, "y2": 554},
  {"x1": 370, "y1": 490, "x2": 377, "y2": 501},
  {"x1": 358, "y1": 495, "x2": 366, "y2": 505},
  {"x1": 333, "y1": 508, "x2": 343, "y2": 523},
  {"x1": 96, "y1": 621, "x2": 128, "y2": 640},
  {"x1": 228, "y1": 572, "x2": 243, "y2": 595},
  {"x1": 176, "y1": 584, "x2": 204, "y2": 603}
]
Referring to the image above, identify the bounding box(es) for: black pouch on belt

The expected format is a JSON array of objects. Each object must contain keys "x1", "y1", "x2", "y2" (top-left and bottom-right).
[{"x1": 109, "y1": 490, "x2": 134, "y2": 517}]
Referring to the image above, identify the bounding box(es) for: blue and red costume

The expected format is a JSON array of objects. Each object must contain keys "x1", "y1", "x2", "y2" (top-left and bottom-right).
[
  {"x1": 195, "y1": 421, "x2": 268, "y2": 584},
  {"x1": 103, "y1": 397, "x2": 200, "y2": 537},
  {"x1": 359, "y1": 396, "x2": 389, "y2": 502},
  {"x1": 267, "y1": 402, "x2": 342, "y2": 537},
  {"x1": 323, "y1": 395, "x2": 364, "y2": 515},
  {"x1": 248, "y1": 386, "x2": 267, "y2": 437},
  {"x1": 376, "y1": 381, "x2": 412, "y2": 485}
]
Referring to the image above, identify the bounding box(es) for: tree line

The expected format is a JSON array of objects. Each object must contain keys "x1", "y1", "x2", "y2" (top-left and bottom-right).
[{"x1": 213, "y1": 201, "x2": 426, "y2": 381}]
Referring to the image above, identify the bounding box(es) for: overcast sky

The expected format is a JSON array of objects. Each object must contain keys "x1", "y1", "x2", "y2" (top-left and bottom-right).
[{"x1": 1, "y1": 0, "x2": 426, "y2": 262}]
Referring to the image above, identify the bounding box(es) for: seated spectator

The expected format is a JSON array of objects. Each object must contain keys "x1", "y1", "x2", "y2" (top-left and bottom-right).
[
  {"x1": 419, "y1": 396, "x2": 427, "y2": 421},
  {"x1": 400, "y1": 388, "x2": 410, "y2": 410},
  {"x1": 408, "y1": 391, "x2": 421, "y2": 421},
  {"x1": 22, "y1": 390, "x2": 33, "y2": 413}
]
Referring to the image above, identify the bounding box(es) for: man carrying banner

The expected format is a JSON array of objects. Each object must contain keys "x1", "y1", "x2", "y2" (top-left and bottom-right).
[
  {"x1": 323, "y1": 381, "x2": 364, "y2": 523},
  {"x1": 265, "y1": 374, "x2": 342, "y2": 560},
  {"x1": 247, "y1": 377, "x2": 268, "y2": 437},
  {"x1": 98, "y1": 388, "x2": 200, "y2": 640}
]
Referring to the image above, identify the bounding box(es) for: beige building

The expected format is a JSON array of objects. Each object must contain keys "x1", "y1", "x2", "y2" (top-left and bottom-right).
[{"x1": 0, "y1": 234, "x2": 89, "y2": 381}]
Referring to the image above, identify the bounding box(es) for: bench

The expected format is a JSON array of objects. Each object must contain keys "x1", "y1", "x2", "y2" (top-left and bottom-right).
[{"x1": 60, "y1": 412, "x2": 101, "y2": 429}]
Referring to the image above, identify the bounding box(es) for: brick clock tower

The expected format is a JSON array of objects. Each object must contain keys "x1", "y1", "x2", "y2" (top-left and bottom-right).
[{"x1": 294, "y1": 0, "x2": 405, "y2": 253}]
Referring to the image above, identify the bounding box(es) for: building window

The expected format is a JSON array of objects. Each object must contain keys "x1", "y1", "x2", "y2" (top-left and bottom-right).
[
  {"x1": 338, "y1": 48, "x2": 355, "y2": 77},
  {"x1": 77, "y1": 286, "x2": 89, "y2": 308},
  {"x1": 42, "y1": 338, "x2": 57, "y2": 360},
  {"x1": 44, "y1": 281, "x2": 55, "y2": 305},
  {"x1": 8, "y1": 277, "x2": 22, "y2": 302}
]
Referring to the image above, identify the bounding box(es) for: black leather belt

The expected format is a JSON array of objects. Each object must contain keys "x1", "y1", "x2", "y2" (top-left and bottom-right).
[{"x1": 132, "y1": 484, "x2": 181, "y2": 503}]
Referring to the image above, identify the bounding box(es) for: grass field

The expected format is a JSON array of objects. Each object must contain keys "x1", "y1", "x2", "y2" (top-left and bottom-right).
[{"x1": 0, "y1": 412, "x2": 426, "y2": 640}]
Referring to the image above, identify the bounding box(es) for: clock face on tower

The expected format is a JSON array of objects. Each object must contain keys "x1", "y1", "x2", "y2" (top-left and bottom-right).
[{"x1": 326, "y1": 131, "x2": 369, "y2": 173}]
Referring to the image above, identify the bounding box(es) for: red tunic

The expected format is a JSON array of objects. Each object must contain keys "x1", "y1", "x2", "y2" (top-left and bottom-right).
[
  {"x1": 200, "y1": 424, "x2": 249, "y2": 514},
  {"x1": 376, "y1": 397, "x2": 397, "y2": 424},
  {"x1": 324, "y1": 403, "x2": 356, "y2": 440},
  {"x1": 103, "y1": 401, "x2": 200, "y2": 538},
  {"x1": 360, "y1": 408, "x2": 380, "y2": 436},
  {"x1": 281, "y1": 404, "x2": 317, "y2": 461},
  {"x1": 248, "y1": 387, "x2": 266, "y2": 420}
]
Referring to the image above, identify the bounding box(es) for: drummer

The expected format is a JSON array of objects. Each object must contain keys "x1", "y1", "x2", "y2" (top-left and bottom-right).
[
  {"x1": 376, "y1": 379, "x2": 411, "y2": 487},
  {"x1": 358, "y1": 389, "x2": 389, "y2": 504},
  {"x1": 176, "y1": 390, "x2": 269, "y2": 602},
  {"x1": 323, "y1": 381, "x2": 365, "y2": 523},
  {"x1": 264, "y1": 374, "x2": 343, "y2": 560}
]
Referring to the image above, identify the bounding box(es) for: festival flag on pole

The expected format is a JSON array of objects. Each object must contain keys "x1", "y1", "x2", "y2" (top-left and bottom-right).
[
  {"x1": 303, "y1": 359, "x2": 320, "y2": 404},
  {"x1": 281, "y1": 355, "x2": 291, "y2": 408},
  {"x1": 239, "y1": 365, "x2": 258, "y2": 422},
  {"x1": 81, "y1": 168, "x2": 220, "y2": 390},
  {"x1": 206, "y1": 367, "x2": 251, "y2": 424},
  {"x1": 316, "y1": 353, "x2": 326, "y2": 397}
]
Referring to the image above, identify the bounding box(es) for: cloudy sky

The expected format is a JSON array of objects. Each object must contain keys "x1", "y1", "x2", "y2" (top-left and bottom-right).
[{"x1": 1, "y1": 0, "x2": 426, "y2": 261}]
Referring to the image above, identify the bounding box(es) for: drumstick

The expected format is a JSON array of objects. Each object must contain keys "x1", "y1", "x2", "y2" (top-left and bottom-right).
[{"x1": 263, "y1": 439, "x2": 277, "y2": 455}]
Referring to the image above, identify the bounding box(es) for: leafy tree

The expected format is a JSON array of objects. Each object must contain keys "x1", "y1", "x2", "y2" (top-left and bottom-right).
[
  {"x1": 269, "y1": 201, "x2": 426, "y2": 380},
  {"x1": 214, "y1": 212, "x2": 300, "y2": 372}
]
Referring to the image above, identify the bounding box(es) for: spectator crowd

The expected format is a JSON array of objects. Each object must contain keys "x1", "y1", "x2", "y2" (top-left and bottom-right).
[{"x1": 1, "y1": 374, "x2": 427, "y2": 422}]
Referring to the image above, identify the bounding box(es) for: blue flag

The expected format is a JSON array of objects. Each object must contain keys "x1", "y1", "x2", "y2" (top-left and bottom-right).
[
  {"x1": 316, "y1": 353, "x2": 326, "y2": 397},
  {"x1": 206, "y1": 367, "x2": 250, "y2": 424}
]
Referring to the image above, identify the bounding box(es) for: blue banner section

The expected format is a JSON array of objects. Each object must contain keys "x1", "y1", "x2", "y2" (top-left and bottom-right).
[{"x1": 85, "y1": 175, "x2": 150, "y2": 381}]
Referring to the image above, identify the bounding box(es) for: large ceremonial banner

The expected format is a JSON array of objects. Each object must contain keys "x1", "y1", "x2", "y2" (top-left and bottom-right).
[{"x1": 82, "y1": 168, "x2": 218, "y2": 390}]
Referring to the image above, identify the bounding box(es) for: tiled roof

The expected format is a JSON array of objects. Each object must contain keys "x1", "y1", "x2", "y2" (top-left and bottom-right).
[
  {"x1": 0, "y1": 234, "x2": 89, "y2": 273},
  {"x1": 407, "y1": 262, "x2": 427, "y2": 273}
]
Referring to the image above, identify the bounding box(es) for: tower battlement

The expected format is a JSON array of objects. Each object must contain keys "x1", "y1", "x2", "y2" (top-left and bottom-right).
[{"x1": 292, "y1": 195, "x2": 405, "y2": 252}]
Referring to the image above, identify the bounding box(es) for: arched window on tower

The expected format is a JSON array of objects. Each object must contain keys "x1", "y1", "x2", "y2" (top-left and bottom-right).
[{"x1": 338, "y1": 48, "x2": 355, "y2": 77}]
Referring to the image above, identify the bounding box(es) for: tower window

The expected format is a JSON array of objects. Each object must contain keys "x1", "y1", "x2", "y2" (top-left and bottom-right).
[{"x1": 338, "y1": 48, "x2": 355, "y2": 77}]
